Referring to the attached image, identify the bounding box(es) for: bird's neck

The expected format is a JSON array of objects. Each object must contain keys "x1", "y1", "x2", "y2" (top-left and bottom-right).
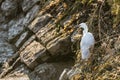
[{"x1": 83, "y1": 28, "x2": 88, "y2": 34}]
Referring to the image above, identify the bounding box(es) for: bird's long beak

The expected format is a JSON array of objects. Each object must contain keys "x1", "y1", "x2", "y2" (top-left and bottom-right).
[
  {"x1": 75, "y1": 25, "x2": 79, "y2": 28},
  {"x1": 75, "y1": 25, "x2": 84, "y2": 31},
  {"x1": 75, "y1": 25, "x2": 83, "y2": 30},
  {"x1": 75, "y1": 25, "x2": 80, "y2": 28}
]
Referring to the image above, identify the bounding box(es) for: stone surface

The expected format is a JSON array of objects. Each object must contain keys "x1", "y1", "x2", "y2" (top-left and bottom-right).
[
  {"x1": 6, "y1": 64, "x2": 30, "y2": 78},
  {"x1": 0, "y1": 75, "x2": 30, "y2": 80},
  {"x1": 59, "y1": 68, "x2": 69, "y2": 80},
  {"x1": 0, "y1": 40, "x2": 14, "y2": 63},
  {"x1": 36, "y1": 23, "x2": 62, "y2": 46},
  {"x1": 8, "y1": 17, "x2": 25, "y2": 41},
  {"x1": 0, "y1": 0, "x2": 119, "y2": 80},
  {"x1": 0, "y1": 13, "x2": 5, "y2": 23},
  {"x1": 22, "y1": 0, "x2": 40, "y2": 12},
  {"x1": 39, "y1": 28, "x2": 59, "y2": 46},
  {"x1": 20, "y1": 41, "x2": 47, "y2": 69},
  {"x1": 1, "y1": 0, "x2": 17, "y2": 16},
  {"x1": 59, "y1": 67, "x2": 82, "y2": 80},
  {"x1": 30, "y1": 63, "x2": 57, "y2": 80},
  {"x1": 29, "y1": 61, "x2": 74, "y2": 80},
  {"x1": 24, "y1": 5, "x2": 40, "y2": 27},
  {"x1": 15, "y1": 31, "x2": 29, "y2": 48},
  {"x1": 46, "y1": 34, "x2": 72, "y2": 56},
  {"x1": 67, "y1": 68, "x2": 82, "y2": 80},
  {"x1": 28, "y1": 14, "x2": 52, "y2": 33},
  {"x1": 0, "y1": 31, "x2": 8, "y2": 40},
  {"x1": 19, "y1": 35, "x2": 36, "y2": 51},
  {"x1": 0, "y1": 24, "x2": 7, "y2": 31}
]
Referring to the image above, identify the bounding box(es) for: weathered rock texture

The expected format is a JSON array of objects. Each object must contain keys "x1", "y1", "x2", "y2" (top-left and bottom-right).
[
  {"x1": 20, "y1": 41, "x2": 47, "y2": 69},
  {"x1": 0, "y1": 0, "x2": 120, "y2": 80},
  {"x1": 0, "y1": 0, "x2": 75, "y2": 79}
]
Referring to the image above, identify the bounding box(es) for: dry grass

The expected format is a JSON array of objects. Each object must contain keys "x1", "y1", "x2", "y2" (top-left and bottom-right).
[{"x1": 68, "y1": 0, "x2": 120, "y2": 80}]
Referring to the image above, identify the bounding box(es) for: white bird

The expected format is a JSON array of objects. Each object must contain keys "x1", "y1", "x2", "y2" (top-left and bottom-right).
[{"x1": 79, "y1": 23, "x2": 95, "y2": 61}]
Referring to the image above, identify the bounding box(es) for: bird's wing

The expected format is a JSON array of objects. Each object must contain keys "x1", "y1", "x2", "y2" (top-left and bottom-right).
[
  {"x1": 80, "y1": 32, "x2": 95, "y2": 50},
  {"x1": 81, "y1": 48, "x2": 90, "y2": 60}
]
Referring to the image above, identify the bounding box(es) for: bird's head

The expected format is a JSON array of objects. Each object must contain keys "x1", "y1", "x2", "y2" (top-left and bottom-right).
[
  {"x1": 79, "y1": 23, "x2": 88, "y2": 30},
  {"x1": 79, "y1": 23, "x2": 88, "y2": 34}
]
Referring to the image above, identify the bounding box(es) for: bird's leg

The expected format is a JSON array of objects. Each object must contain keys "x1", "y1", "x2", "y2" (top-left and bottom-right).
[
  {"x1": 88, "y1": 57, "x2": 92, "y2": 73},
  {"x1": 89, "y1": 45, "x2": 94, "y2": 72},
  {"x1": 81, "y1": 59, "x2": 89, "y2": 73}
]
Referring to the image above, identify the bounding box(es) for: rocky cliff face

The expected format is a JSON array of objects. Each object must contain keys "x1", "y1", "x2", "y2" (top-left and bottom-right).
[
  {"x1": 0, "y1": 0, "x2": 75, "y2": 79},
  {"x1": 0, "y1": 0, "x2": 120, "y2": 80}
]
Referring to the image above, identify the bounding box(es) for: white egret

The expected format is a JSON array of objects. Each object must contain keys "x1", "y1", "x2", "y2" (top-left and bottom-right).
[{"x1": 79, "y1": 23, "x2": 95, "y2": 61}]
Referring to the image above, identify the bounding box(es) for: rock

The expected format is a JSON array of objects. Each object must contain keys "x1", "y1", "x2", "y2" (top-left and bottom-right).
[
  {"x1": 30, "y1": 63, "x2": 57, "y2": 80},
  {"x1": 0, "y1": 31, "x2": 8, "y2": 39},
  {"x1": 59, "y1": 68, "x2": 69, "y2": 80},
  {"x1": 67, "y1": 68, "x2": 82, "y2": 80},
  {"x1": 35, "y1": 23, "x2": 54, "y2": 44},
  {"x1": 8, "y1": 17, "x2": 25, "y2": 41},
  {"x1": 28, "y1": 14, "x2": 52, "y2": 33},
  {"x1": 46, "y1": 34, "x2": 72, "y2": 56},
  {"x1": 15, "y1": 31, "x2": 29, "y2": 48},
  {"x1": 29, "y1": 61, "x2": 74, "y2": 80},
  {"x1": 22, "y1": 0, "x2": 40, "y2": 12},
  {"x1": 6, "y1": 64, "x2": 30, "y2": 78},
  {"x1": 0, "y1": 75, "x2": 30, "y2": 80},
  {"x1": 36, "y1": 23, "x2": 62, "y2": 46},
  {"x1": 40, "y1": 28, "x2": 61, "y2": 46},
  {"x1": 24, "y1": 5, "x2": 41, "y2": 27},
  {"x1": 59, "y1": 67, "x2": 82, "y2": 80},
  {"x1": 0, "y1": 40, "x2": 14, "y2": 63},
  {"x1": 0, "y1": 24, "x2": 7, "y2": 31},
  {"x1": 0, "y1": 39, "x2": 15, "y2": 75},
  {"x1": 2, "y1": 52, "x2": 19, "y2": 69},
  {"x1": 19, "y1": 35, "x2": 36, "y2": 51},
  {"x1": 0, "y1": 13, "x2": 5, "y2": 23},
  {"x1": 1, "y1": 0, "x2": 17, "y2": 16},
  {"x1": 20, "y1": 41, "x2": 48, "y2": 69}
]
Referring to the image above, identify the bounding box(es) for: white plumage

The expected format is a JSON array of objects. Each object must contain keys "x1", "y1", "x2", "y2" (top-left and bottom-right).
[{"x1": 79, "y1": 23, "x2": 95, "y2": 61}]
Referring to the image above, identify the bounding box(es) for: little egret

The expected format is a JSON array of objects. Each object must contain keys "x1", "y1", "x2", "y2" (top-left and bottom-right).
[{"x1": 79, "y1": 23, "x2": 95, "y2": 61}]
